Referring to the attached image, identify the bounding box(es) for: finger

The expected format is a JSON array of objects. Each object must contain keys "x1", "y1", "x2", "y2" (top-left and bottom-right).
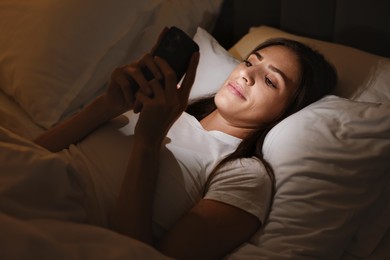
[
  {"x1": 148, "y1": 78, "x2": 164, "y2": 99},
  {"x1": 137, "y1": 53, "x2": 163, "y2": 82},
  {"x1": 120, "y1": 81, "x2": 134, "y2": 105},
  {"x1": 138, "y1": 84, "x2": 154, "y2": 98},
  {"x1": 133, "y1": 91, "x2": 151, "y2": 113},
  {"x1": 122, "y1": 64, "x2": 150, "y2": 93},
  {"x1": 179, "y1": 52, "x2": 200, "y2": 100},
  {"x1": 134, "y1": 79, "x2": 162, "y2": 113},
  {"x1": 111, "y1": 68, "x2": 134, "y2": 104},
  {"x1": 154, "y1": 56, "x2": 177, "y2": 96},
  {"x1": 133, "y1": 99, "x2": 143, "y2": 113}
]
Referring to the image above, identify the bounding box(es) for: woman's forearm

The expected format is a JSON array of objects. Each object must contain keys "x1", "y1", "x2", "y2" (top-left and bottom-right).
[
  {"x1": 34, "y1": 96, "x2": 112, "y2": 152},
  {"x1": 108, "y1": 50, "x2": 198, "y2": 246},
  {"x1": 110, "y1": 137, "x2": 161, "y2": 245}
]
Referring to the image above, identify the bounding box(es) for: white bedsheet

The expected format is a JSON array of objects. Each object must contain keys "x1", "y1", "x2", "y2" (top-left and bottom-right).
[
  {"x1": 0, "y1": 89, "x2": 44, "y2": 140},
  {"x1": 0, "y1": 214, "x2": 171, "y2": 260},
  {"x1": 0, "y1": 125, "x2": 169, "y2": 259}
]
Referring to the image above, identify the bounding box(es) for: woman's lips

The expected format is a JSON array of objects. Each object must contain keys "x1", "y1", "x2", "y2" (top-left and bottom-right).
[{"x1": 227, "y1": 82, "x2": 246, "y2": 100}]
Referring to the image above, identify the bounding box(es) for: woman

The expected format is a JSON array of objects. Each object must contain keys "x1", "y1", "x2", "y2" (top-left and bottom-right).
[{"x1": 35, "y1": 34, "x2": 337, "y2": 259}]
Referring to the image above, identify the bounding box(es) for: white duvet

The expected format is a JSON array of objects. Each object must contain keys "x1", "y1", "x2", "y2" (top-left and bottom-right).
[{"x1": 0, "y1": 126, "x2": 169, "y2": 260}]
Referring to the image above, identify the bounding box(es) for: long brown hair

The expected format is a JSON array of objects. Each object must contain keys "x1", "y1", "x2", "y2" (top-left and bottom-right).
[{"x1": 186, "y1": 38, "x2": 337, "y2": 193}]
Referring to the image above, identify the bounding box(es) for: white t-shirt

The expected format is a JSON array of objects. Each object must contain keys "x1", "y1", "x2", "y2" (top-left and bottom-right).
[{"x1": 60, "y1": 111, "x2": 272, "y2": 237}]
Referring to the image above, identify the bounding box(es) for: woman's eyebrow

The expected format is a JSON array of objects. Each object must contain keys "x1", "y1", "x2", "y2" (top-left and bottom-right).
[
  {"x1": 252, "y1": 52, "x2": 287, "y2": 82},
  {"x1": 268, "y1": 64, "x2": 287, "y2": 82},
  {"x1": 252, "y1": 52, "x2": 263, "y2": 61}
]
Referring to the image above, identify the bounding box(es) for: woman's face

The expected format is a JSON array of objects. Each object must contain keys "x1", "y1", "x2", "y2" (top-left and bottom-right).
[{"x1": 214, "y1": 45, "x2": 302, "y2": 129}]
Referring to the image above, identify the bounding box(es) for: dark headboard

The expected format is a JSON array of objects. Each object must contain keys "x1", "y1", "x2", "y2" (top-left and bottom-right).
[{"x1": 213, "y1": 0, "x2": 390, "y2": 58}]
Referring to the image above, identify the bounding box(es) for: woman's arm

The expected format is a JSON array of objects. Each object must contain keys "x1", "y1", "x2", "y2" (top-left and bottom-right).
[
  {"x1": 109, "y1": 53, "x2": 199, "y2": 244},
  {"x1": 110, "y1": 134, "x2": 161, "y2": 244},
  {"x1": 34, "y1": 28, "x2": 170, "y2": 152},
  {"x1": 34, "y1": 95, "x2": 112, "y2": 152},
  {"x1": 34, "y1": 53, "x2": 163, "y2": 152},
  {"x1": 158, "y1": 199, "x2": 261, "y2": 260}
]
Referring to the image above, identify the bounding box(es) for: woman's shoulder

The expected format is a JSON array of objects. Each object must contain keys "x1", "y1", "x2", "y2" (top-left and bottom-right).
[
  {"x1": 205, "y1": 157, "x2": 273, "y2": 221},
  {"x1": 226, "y1": 156, "x2": 266, "y2": 172},
  {"x1": 213, "y1": 157, "x2": 269, "y2": 183}
]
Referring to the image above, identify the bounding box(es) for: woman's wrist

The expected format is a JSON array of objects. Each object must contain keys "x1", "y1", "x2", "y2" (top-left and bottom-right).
[
  {"x1": 134, "y1": 135, "x2": 164, "y2": 151},
  {"x1": 92, "y1": 95, "x2": 119, "y2": 122}
]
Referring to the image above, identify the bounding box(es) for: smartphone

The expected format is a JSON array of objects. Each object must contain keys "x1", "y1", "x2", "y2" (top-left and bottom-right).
[{"x1": 129, "y1": 26, "x2": 199, "y2": 94}]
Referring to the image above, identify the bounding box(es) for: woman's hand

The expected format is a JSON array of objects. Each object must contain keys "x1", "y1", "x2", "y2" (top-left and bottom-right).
[
  {"x1": 134, "y1": 52, "x2": 199, "y2": 145},
  {"x1": 102, "y1": 53, "x2": 165, "y2": 119},
  {"x1": 102, "y1": 27, "x2": 170, "y2": 120}
]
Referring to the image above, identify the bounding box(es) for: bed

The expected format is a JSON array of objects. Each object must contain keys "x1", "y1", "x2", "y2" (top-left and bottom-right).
[{"x1": 0, "y1": 0, "x2": 389, "y2": 259}]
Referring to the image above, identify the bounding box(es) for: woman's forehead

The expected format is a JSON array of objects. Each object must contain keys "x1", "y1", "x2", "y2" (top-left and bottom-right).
[{"x1": 255, "y1": 45, "x2": 302, "y2": 82}]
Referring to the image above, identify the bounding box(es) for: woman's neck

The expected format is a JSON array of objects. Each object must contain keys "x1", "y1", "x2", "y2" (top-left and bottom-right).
[{"x1": 200, "y1": 110, "x2": 253, "y2": 139}]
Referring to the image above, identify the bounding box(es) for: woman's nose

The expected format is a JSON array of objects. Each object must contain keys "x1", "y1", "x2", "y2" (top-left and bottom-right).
[{"x1": 240, "y1": 67, "x2": 255, "y2": 86}]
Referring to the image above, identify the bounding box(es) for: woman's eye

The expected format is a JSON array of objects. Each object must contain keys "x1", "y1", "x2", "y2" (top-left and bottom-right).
[
  {"x1": 265, "y1": 77, "x2": 276, "y2": 88},
  {"x1": 243, "y1": 59, "x2": 251, "y2": 67}
]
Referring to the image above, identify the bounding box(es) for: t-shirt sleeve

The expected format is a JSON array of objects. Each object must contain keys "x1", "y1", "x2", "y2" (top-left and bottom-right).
[{"x1": 204, "y1": 157, "x2": 272, "y2": 223}]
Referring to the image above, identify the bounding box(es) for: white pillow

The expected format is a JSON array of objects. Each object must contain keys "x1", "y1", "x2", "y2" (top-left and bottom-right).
[
  {"x1": 190, "y1": 27, "x2": 239, "y2": 100},
  {"x1": 229, "y1": 26, "x2": 390, "y2": 103},
  {"x1": 253, "y1": 96, "x2": 390, "y2": 259},
  {"x1": 0, "y1": 0, "x2": 163, "y2": 128}
]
